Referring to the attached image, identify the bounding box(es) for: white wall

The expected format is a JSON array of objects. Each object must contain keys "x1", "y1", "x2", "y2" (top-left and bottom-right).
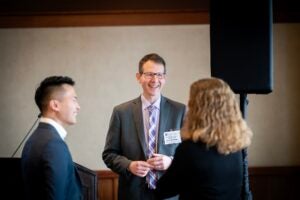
[{"x1": 0, "y1": 24, "x2": 299, "y2": 170}]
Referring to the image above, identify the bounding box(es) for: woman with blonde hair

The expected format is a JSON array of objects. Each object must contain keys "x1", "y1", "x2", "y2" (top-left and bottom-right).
[{"x1": 155, "y1": 77, "x2": 252, "y2": 200}]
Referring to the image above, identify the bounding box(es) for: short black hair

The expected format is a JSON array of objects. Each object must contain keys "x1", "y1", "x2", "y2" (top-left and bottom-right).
[
  {"x1": 35, "y1": 76, "x2": 75, "y2": 113},
  {"x1": 138, "y1": 53, "x2": 166, "y2": 74}
]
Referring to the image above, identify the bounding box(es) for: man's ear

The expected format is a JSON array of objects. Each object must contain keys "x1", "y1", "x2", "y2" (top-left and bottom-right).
[
  {"x1": 136, "y1": 72, "x2": 141, "y2": 82},
  {"x1": 49, "y1": 99, "x2": 60, "y2": 112}
]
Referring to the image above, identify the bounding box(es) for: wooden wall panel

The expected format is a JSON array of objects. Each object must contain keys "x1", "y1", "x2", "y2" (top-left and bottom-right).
[
  {"x1": 249, "y1": 166, "x2": 300, "y2": 200},
  {"x1": 97, "y1": 170, "x2": 119, "y2": 200},
  {"x1": 97, "y1": 167, "x2": 300, "y2": 200},
  {"x1": 0, "y1": 11, "x2": 209, "y2": 28},
  {"x1": 0, "y1": 0, "x2": 299, "y2": 28}
]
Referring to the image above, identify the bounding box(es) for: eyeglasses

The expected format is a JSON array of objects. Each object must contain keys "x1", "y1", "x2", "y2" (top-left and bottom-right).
[{"x1": 141, "y1": 72, "x2": 166, "y2": 80}]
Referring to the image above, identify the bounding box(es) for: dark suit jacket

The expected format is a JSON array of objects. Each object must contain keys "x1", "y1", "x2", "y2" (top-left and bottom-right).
[
  {"x1": 102, "y1": 96, "x2": 186, "y2": 200},
  {"x1": 155, "y1": 140, "x2": 243, "y2": 200},
  {"x1": 21, "y1": 123, "x2": 82, "y2": 200}
]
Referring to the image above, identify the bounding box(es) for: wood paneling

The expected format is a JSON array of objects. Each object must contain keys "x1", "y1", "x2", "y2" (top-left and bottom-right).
[
  {"x1": 97, "y1": 170, "x2": 119, "y2": 200},
  {"x1": 0, "y1": 0, "x2": 299, "y2": 28},
  {"x1": 0, "y1": 0, "x2": 209, "y2": 14},
  {"x1": 249, "y1": 166, "x2": 300, "y2": 200},
  {"x1": 0, "y1": 10, "x2": 209, "y2": 28},
  {"x1": 97, "y1": 166, "x2": 300, "y2": 200}
]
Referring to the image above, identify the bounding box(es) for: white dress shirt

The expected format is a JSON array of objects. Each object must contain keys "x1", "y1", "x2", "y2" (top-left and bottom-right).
[{"x1": 40, "y1": 117, "x2": 67, "y2": 140}]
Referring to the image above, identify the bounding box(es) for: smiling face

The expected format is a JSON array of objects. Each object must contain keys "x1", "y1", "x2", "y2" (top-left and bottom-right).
[
  {"x1": 52, "y1": 84, "x2": 80, "y2": 126},
  {"x1": 136, "y1": 60, "x2": 166, "y2": 102}
]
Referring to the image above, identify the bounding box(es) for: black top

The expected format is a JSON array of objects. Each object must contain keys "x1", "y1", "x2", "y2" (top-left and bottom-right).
[{"x1": 155, "y1": 140, "x2": 243, "y2": 200}]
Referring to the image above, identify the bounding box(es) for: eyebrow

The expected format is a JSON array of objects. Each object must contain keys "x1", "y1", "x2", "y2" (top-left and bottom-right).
[{"x1": 143, "y1": 72, "x2": 164, "y2": 74}]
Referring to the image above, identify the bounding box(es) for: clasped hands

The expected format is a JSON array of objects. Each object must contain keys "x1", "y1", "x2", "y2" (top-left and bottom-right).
[{"x1": 128, "y1": 153, "x2": 172, "y2": 177}]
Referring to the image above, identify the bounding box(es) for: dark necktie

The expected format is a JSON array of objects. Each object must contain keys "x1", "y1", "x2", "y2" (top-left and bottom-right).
[{"x1": 146, "y1": 105, "x2": 157, "y2": 189}]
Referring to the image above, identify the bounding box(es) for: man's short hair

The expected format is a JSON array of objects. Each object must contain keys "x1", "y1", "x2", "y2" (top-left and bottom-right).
[
  {"x1": 138, "y1": 53, "x2": 166, "y2": 74},
  {"x1": 35, "y1": 76, "x2": 75, "y2": 113}
]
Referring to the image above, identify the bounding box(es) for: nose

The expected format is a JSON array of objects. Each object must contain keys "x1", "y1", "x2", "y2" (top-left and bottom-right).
[{"x1": 150, "y1": 75, "x2": 159, "y2": 81}]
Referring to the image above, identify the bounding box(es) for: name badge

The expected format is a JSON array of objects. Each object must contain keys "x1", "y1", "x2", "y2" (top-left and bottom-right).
[{"x1": 164, "y1": 130, "x2": 181, "y2": 145}]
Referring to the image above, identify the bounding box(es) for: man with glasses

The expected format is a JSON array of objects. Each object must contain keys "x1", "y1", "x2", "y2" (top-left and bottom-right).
[{"x1": 103, "y1": 53, "x2": 186, "y2": 200}]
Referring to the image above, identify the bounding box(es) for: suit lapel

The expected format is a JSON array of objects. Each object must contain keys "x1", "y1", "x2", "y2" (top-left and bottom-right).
[
  {"x1": 158, "y1": 96, "x2": 170, "y2": 152},
  {"x1": 132, "y1": 97, "x2": 148, "y2": 158}
]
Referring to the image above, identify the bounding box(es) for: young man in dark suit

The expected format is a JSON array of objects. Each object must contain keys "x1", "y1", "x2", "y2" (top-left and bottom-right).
[
  {"x1": 103, "y1": 53, "x2": 186, "y2": 200},
  {"x1": 21, "y1": 76, "x2": 82, "y2": 200}
]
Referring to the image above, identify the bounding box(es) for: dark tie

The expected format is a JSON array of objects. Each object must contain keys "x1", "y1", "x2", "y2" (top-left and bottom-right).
[{"x1": 146, "y1": 105, "x2": 157, "y2": 189}]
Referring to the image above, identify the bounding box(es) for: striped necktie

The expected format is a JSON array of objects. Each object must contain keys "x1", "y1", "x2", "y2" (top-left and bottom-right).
[{"x1": 146, "y1": 105, "x2": 158, "y2": 189}]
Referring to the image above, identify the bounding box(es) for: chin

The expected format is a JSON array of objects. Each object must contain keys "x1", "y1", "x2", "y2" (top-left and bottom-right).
[
  {"x1": 151, "y1": 93, "x2": 160, "y2": 97},
  {"x1": 68, "y1": 120, "x2": 77, "y2": 125}
]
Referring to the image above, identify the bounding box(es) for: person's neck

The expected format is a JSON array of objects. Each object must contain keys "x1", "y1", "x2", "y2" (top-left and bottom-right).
[
  {"x1": 42, "y1": 113, "x2": 65, "y2": 128},
  {"x1": 143, "y1": 94, "x2": 160, "y2": 104}
]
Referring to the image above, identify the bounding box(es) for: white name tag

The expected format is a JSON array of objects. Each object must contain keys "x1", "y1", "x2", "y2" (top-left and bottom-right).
[{"x1": 164, "y1": 130, "x2": 181, "y2": 145}]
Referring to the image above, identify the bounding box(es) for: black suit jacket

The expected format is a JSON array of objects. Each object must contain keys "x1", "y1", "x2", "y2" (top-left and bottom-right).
[
  {"x1": 102, "y1": 96, "x2": 186, "y2": 200},
  {"x1": 21, "y1": 123, "x2": 82, "y2": 200},
  {"x1": 155, "y1": 140, "x2": 243, "y2": 200}
]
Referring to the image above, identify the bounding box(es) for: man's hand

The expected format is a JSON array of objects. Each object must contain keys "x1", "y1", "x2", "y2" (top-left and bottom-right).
[
  {"x1": 147, "y1": 153, "x2": 173, "y2": 171},
  {"x1": 128, "y1": 161, "x2": 152, "y2": 177}
]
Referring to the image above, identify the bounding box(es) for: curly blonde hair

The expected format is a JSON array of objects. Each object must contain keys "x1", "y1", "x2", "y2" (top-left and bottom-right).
[{"x1": 181, "y1": 78, "x2": 252, "y2": 154}]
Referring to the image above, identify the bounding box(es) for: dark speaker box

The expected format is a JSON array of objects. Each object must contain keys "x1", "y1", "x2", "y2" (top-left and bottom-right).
[{"x1": 210, "y1": 0, "x2": 273, "y2": 94}]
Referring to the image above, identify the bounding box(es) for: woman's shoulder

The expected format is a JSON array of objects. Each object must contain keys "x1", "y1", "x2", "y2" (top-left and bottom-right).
[{"x1": 177, "y1": 140, "x2": 207, "y2": 153}]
